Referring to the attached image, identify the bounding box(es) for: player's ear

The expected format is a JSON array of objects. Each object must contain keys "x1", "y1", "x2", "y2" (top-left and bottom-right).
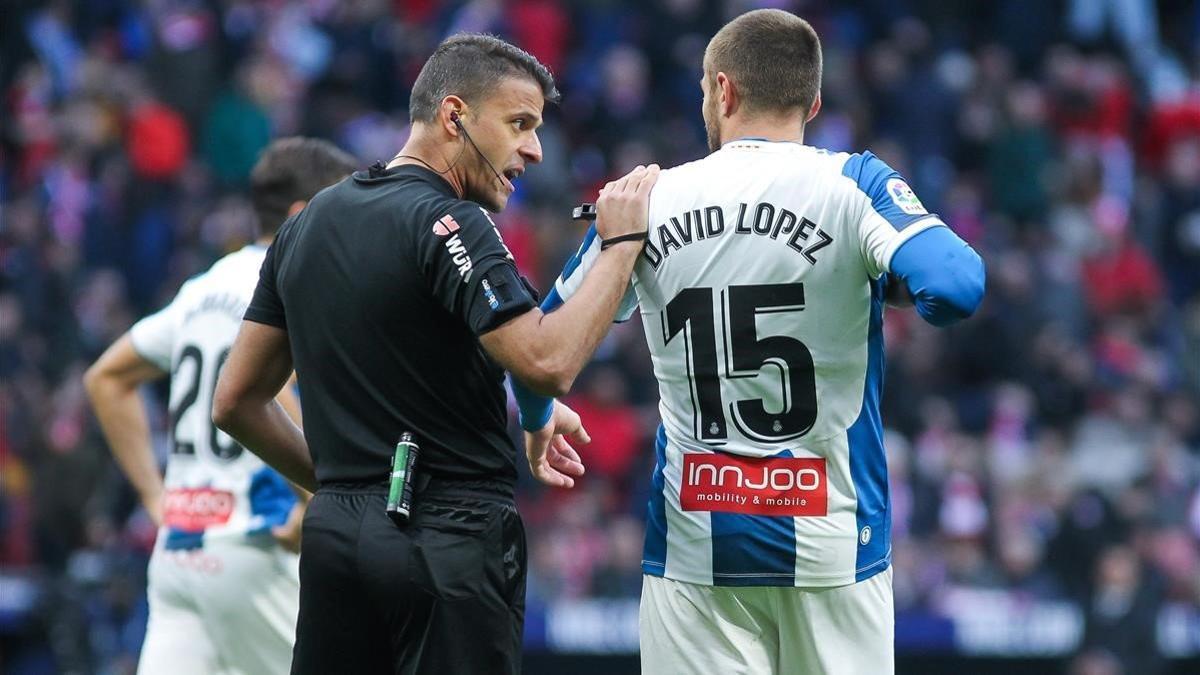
[
  {"x1": 716, "y1": 72, "x2": 737, "y2": 117},
  {"x1": 287, "y1": 200, "x2": 308, "y2": 217},
  {"x1": 806, "y1": 93, "x2": 822, "y2": 123}
]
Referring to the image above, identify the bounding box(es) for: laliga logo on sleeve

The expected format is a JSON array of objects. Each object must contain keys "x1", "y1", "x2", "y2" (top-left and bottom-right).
[
  {"x1": 886, "y1": 178, "x2": 927, "y2": 215},
  {"x1": 680, "y1": 453, "x2": 827, "y2": 517}
]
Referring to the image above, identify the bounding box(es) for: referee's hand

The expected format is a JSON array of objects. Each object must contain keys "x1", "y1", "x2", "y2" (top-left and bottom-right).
[
  {"x1": 525, "y1": 401, "x2": 589, "y2": 488},
  {"x1": 594, "y1": 164, "x2": 660, "y2": 241}
]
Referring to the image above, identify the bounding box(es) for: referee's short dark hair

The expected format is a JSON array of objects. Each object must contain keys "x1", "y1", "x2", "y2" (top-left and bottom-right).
[
  {"x1": 409, "y1": 33, "x2": 560, "y2": 124},
  {"x1": 705, "y1": 9, "x2": 822, "y2": 116},
  {"x1": 249, "y1": 137, "x2": 357, "y2": 237}
]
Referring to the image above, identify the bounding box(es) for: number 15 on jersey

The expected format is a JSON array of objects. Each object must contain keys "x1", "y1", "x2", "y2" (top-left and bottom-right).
[{"x1": 662, "y1": 283, "x2": 817, "y2": 445}]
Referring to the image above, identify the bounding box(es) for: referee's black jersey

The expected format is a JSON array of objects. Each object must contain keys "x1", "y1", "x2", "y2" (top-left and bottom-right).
[{"x1": 244, "y1": 165, "x2": 538, "y2": 486}]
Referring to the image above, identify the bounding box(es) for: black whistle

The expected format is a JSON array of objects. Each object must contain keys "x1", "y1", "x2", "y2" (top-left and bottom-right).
[{"x1": 572, "y1": 203, "x2": 597, "y2": 221}]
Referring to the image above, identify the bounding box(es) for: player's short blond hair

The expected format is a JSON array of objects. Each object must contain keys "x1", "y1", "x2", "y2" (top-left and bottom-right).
[{"x1": 704, "y1": 9, "x2": 822, "y2": 116}]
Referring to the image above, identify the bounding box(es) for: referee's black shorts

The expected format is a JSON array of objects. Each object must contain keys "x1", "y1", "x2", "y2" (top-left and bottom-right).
[{"x1": 292, "y1": 477, "x2": 526, "y2": 675}]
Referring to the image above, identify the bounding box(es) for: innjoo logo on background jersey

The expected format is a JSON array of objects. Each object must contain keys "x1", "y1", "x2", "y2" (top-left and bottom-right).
[
  {"x1": 680, "y1": 454, "x2": 827, "y2": 516},
  {"x1": 163, "y1": 487, "x2": 235, "y2": 531}
]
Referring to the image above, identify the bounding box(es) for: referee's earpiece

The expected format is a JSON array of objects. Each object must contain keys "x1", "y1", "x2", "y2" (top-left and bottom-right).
[{"x1": 449, "y1": 109, "x2": 512, "y2": 191}]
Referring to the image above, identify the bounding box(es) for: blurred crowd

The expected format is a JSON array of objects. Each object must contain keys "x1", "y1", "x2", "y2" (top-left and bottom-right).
[{"x1": 2, "y1": 0, "x2": 1200, "y2": 673}]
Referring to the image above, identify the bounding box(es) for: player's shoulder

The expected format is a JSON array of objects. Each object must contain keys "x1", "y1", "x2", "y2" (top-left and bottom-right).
[
  {"x1": 186, "y1": 245, "x2": 266, "y2": 294},
  {"x1": 652, "y1": 153, "x2": 735, "y2": 199},
  {"x1": 211, "y1": 244, "x2": 266, "y2": 273},
  {"x1": 665, "y1": 144, "x2": 855, "y2": 178},
  {"x1": 146, "y1": 263, "x2": 212, "y2": 321},
  {"x1": 832, "y1": 150, "x2": 905, "y2": 196},
  {"x1": 657, "y1": 154, "x2": 709, "y2": 181},
  {"x1": 783, "y1": 145, "x2": 874, "y2": 183},
  {"x1": 171, "y1": 264, "x2": 213, "y2": 299}
]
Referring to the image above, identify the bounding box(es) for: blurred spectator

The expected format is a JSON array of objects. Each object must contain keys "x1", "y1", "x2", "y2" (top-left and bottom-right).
[
  {"x1": 1080, "y1": 545, "x2": 1165, "y2": 674},
  {"x1": 564, "y1": 365, "x2": 646, "y2": 485},
  {"x1": 201, "y1": 85, "x2": 270, "y2": 185}
]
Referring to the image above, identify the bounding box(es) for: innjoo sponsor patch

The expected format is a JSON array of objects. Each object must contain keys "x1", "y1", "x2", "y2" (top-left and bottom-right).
[
  {"x1": 163, "y1": 487, "x2": 235, "y2": 531},
  {"x1": 680, "y1": 453, "x2": 827, "y2": 516}
]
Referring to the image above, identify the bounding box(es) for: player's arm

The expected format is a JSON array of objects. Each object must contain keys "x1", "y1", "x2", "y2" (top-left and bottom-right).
[
  {"x1": 889, "y1": 226, "x2": 984, "y2": 325},
  {"x1": 480, "y1": 164, "x2": 657, "y2": 397},
  {"x1": 84, "y1": 335, "x2": 168, "y2": 526},
  {"x1": 849, "y1": 151, "x2": 984, "y2": 325},
  {"x1": 212, "y1": 321, "x2": 316, "y2": 492}
]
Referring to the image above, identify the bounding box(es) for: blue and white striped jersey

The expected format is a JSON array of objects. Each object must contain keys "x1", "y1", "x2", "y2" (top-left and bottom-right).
[
  {"x1": 551, "y1": 140, "x2": 953, "y2": 587},
  {"x1": 130, "y1": 245, "x2": 296, "y2": 550}
]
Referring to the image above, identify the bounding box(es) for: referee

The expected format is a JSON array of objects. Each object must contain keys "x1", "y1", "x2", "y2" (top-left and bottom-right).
[{"x1": 212, "y1": 34, "x2": 658, "y2": 674}]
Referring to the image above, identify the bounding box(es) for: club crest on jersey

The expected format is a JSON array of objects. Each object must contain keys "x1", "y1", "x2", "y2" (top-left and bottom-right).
[
  {"x1": 680, "y1": 454, "x2": 828, "y2": 517},
  {"x1": 886, "y1": 179, "x2": 926, "y2": 215},
  {"x1": 432, "y1": 214, "x2": 460, "y2": 236}
]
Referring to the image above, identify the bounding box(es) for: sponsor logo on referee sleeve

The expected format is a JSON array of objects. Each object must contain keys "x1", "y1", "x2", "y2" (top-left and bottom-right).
[
  {"x1": 481, "y1": 278, "x2": 500, "y2": 309},
  {"x1": 444, "y1": 234, "x2": 473, "y2": 282},
  {"x1": 886, "y1": 178, "x2": 927, "y2": 215},
  {"x1": 680, "y1": 454, "x2": 827, "y2": 516},
  {"x1": 432, "y1": 214, "x2": 460, "y2": 236}
]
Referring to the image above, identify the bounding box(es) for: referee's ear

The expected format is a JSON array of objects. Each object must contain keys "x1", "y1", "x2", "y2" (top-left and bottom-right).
[
  {"x1": 287, "y1": 200, "x2": 308, "y2": 217},
  {"x1": 438, "y1": 95, "x2": 468, "y2": 137}
]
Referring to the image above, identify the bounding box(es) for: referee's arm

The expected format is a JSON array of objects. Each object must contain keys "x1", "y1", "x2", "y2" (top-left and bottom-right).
[
  {"x1": 480, "y1": 166, "x2": 657, "y2": 397},
  {"x1": 213, "y1": 321, "x2": 316, "y2": 492}
]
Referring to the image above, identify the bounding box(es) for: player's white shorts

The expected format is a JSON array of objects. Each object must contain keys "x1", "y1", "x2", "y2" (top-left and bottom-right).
[
  {"x1": 640, "y1": 569, "x2": 894, "y2": 674},
  {"x1": 138, "y1": 538, "x2": 300, "y2": 675}
]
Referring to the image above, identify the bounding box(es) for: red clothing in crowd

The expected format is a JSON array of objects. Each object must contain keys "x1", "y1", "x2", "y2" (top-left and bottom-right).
[
  {"x1": 565, "y1": 394, "x2": 642, "y2": 480},
  {"x1": 126, "y1": 102, "x2": 190, "y2": 180},
  {"x1": 1081, "y1": 241, "x2": 1164, "y2": 316}
]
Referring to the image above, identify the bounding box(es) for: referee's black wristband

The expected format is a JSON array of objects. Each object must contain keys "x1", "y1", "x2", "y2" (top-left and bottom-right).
[{"x1": 600, "y1": 232, "x2": 649, "y2": 250}]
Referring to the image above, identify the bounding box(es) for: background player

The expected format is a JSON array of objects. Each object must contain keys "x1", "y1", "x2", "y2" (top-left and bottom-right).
[
  {"x1": 83, "y1": 138, "x2": 356, "y2": 674},
  {"x1": 523, "y1": 9, "x2": 985, "y2": 674}
]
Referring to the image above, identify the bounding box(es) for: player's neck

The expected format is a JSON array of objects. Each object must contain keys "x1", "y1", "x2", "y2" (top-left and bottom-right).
[
  {"x1": 389, "y1": 130, "x2": 466, "y2": 199},
  {"x1": 721, "y1": 115, "x2": 806, "y2": 147}
]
